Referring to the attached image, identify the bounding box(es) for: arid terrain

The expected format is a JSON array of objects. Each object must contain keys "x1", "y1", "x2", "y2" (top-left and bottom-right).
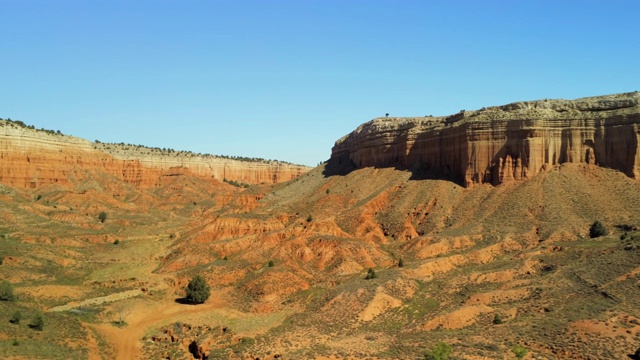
[{"x1": 2, "y1": 92, "x2": 640, "y2": 359}]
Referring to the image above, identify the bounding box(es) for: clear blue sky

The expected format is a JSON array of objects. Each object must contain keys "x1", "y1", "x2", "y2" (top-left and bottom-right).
[{"x1": 1, "y1": 1, "x2": 638, "y2": 166}]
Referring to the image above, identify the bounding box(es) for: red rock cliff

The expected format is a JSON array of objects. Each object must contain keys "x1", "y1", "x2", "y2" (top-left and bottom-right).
[
  {"x1": 0, "y1": 122, "x2": 310, "y2": 189},
  {"x1": 331, "y1": 92, "x2": 640, "y2": 186}
]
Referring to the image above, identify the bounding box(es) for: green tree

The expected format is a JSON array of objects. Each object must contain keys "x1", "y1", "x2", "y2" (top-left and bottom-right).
[
  {"x1": 30, "y1": 312, "x2": 44, "y2": 331},
  {"x1": 589, "y1": 220, "x2": 607, "y2": 238},
  {"x1": 185, "y1": 275, "x2": 210, "y2": 304},
  {"x1": 0, "y1": 280, "x2": 15, "y2": 301},
  {"x1": 306, "y1": 214, "x2": 313, "y2": 222},
  {"x1": 398, "y1": 258, "x2": 405, "y2": 268},
  {"x1": 98, "y1": 211, "x2": 108, "y2": 223},
  {"x1": 512, "y1": 344, "x2": 528, "y2": 359},
  {"x1": 267, "y1": 260, "x2": 275, "y2": 267},
  {"x1": 425, "y1": 341, "x2": 452, "y2": 360},
  {"x1": 365, "y1": 268, "x2": 377, "y2": 280}
]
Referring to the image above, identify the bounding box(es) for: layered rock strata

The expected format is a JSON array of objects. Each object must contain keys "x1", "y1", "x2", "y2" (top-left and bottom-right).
[
  {"x1": 331, "y1": 92, "x2": 640, "y2": 186},
  {"x1": 0, "y1": 122, "x2": 310, "y2": 189}
]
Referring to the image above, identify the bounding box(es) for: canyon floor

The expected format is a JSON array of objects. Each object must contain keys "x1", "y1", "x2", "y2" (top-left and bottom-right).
[{"x1": 1, "y1": 162, "x2": 640, "y2": 359}]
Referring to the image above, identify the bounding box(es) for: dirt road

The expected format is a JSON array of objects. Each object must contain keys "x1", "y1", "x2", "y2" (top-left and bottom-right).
[{"x1": 91, "y1": 295, "x2": 226, "y2": 359}]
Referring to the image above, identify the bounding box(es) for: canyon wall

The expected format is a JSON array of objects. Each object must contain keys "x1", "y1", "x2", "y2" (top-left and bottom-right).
[
  {"x1": 0, "y1": 122, "x2": 310, "y2": 189},
  {"x1": 331, "y1": 92, "x2": 640, "y2": 186}
]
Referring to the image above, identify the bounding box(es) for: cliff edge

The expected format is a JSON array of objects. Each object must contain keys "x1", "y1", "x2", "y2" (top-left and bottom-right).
[
  {"x1": 330, "y1": 92, "x2": 640, "y2": 186},
  {"x1": 0, "y1": 120, "x2": 310, "y2": 189}
]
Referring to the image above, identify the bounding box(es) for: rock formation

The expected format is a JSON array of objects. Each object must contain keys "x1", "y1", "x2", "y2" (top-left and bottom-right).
[
  {"x1": 0, "y1": 120, "x2": 310, "y2": 189},
  {"x1": 330, "y1": 92, "x2": 640, "y2": 186}
]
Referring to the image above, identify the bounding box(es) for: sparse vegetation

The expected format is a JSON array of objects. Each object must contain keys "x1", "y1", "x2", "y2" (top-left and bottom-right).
[
  {"x1": 98, "y1": 211, "x2": 108, "y2": 223},
  {"x1": 223, "y1": 178, "x2": 251, "y2": 188},
  {"x1": 0, "y1": 280, "x2": 15, "y2": 301},
  {"x1": 512, "y1": 344, "x2": 528, "y2": 359},
  {"x1": 492, "y1": 313, "x2": 503, "y2": 324},
  {"x1": 589, "y1": 220, "x2": 607, "y2": 238},
  {"x1": 425, "y1": 341, "x2": 452, "y2": 360},
  {"x1": 185, "y1": 275, "x2": 210, "y2": 304},
  {"x1": 398, "y1": 258, "x2": 404, "y2": 267},
  {"x1": 306, "y1": 214, "x2": 313, "y2": 222},
  {"x1": 267, "y1": 260, "x2": 275, "y2": 267},
  {"x1": 113, "y1": 239, "x2": 120, "y2": 245}
]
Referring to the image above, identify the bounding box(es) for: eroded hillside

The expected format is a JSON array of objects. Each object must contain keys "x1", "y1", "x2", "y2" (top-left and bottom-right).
[
  {"x1": 2, "y1": 93, "x2": 640, "y2": 359},
  {"x1": 0, "y1": 119, "x2": 310, "y2": 189}
]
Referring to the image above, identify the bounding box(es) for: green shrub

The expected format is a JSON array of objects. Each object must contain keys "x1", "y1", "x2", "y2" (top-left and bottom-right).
[
  {"x1": 185, "y1": 275, "x2": 210, "y2": 304},
  {"x1": 98, "y1": 211, "x2": 108, "y2": 223},
  {"x1": 492, "y1": 313, "x2": 503, "y2": 324},
  {"x1": 365, "y1": 268, "x2": 377, "y2": 280},
  {"x1": 30, "y1": 312, "x2": 44, "y2": 331},
  {"x1": 589, "y1": 220, "x2": 607, "y2": 238},
  {"x1": 425, "y1": 341, "x2": 452, "y2": 360},
  {"x1": 12, "y1": 339, "x2": 19, "y2": 346},
  {"x1": 512, "y1": 344, "x2": 528, "y2": 359},
  {"x1": 306, "y1": 214, "x2": 313, "y2": 222},
  {"x1": 10, "y1": 310, "x2": 22, "y2": 324},
  {"x1": 0, "y1": 280, "x2": 15, "y2": 301},
  {"x1": 398, "y1": 258, "x2": 404, "y2": 268},
  {"x1": 267, "y1": 260, "x2": 275, "y2": 267}
]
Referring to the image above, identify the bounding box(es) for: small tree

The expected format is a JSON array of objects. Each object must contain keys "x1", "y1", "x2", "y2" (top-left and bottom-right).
[
  {"x1": 306, "y1": 214, "x2": 313, "y2": 222},
  {"x1": 492, "y1": 313, "x2": 503, "y2": 324},
  {"x1": 185, "y1": 275, "x2": 210, "y2": 304},
  {"x1": 425, "y1": 341, "x2": 452, "y2": 360},
  {"x1": 10, "y1": 311, "x2": 22, "y2": 324},
  {"x1": 267, "y1": 260, "x2": 275, "y2": 267},
  {"x1": 98, "y1": 211, "x2": 108, "y2": 223},
  {"x1": 30, "y1": 312, "x2": 44, "y2": 331},
  {"x1": 0, "y1": 280, "x2": 15, "y2": 301},
  {"x1": 365, "y1": 268, "x2": 377, "y2": 280},
  {"x1": 512, "y1": 344, "x2": 528, "y2": 359},
  {"x1": 589, "y1": 220, "x2": 607, "y2": 238},
  {"x1": 398, "y1": 258, "x2": 404, "y2": 268}
]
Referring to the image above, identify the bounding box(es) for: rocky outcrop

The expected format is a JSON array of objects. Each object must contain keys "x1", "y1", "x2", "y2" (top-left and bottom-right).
[
  {"x1": 330, "y1": 92, "x2": 640, "y2": 186},
  {"x1": 0, "y1": 121, "x2": 310, "y2": 189}
]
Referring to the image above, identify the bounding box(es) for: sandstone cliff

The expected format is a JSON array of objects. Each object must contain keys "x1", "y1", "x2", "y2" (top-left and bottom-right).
[
  {"x1": 330, "y1": 92, "x2": 640, "y2": 186},
  {"x1": 0, "y1": 121, "x2": 310, "y2": 189}
]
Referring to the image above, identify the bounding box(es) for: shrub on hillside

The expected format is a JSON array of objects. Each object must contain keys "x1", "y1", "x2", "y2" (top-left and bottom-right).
[
  {"x1": 365, "y1": 268, "x2": 377, "y2": 280},
  {"x1": 589, "y1": 220, "x2": 607, "y2": 238},
  {"x1": 425, "y1": 341, "x2": 452, "y2": 360},
  {"x1": 30, "y1": 312, "x2": 44, "y2": 331},
  {"x1": 98, "y1": 211, "x2": 108, "y2": 223},
  {"x1": 512, "y1": 345, "x2": 528, "y2": 359},
  {"x1": 10, "y1": 311, "x2": 22, "y2": 324},
  {"x1": 185, "y1": 275, "x2": 210, "y2": 304},
  {"x1": 0, "y1": 280, "x2": 15, "y2": 301}
]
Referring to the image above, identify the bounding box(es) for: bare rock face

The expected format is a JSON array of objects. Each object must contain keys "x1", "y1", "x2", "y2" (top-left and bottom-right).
[
  {"x1": 0, "y1": 122, "x2": 310, "y2": 189},
  {"x1": 330, "y1": 92, "x2": 640, "y2": 186}
]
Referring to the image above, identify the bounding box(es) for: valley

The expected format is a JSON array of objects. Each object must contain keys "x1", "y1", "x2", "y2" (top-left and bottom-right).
[{"x1": 1, "y1": 92, "x2": 640, "y2": 359}]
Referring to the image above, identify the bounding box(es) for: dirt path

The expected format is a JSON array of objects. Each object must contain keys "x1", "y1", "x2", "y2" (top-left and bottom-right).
[
  {"x1": 49, "y1": 289, "x2": 143, "y2": 312},
  {"x1": 91, "y1": 294, "x2": 226, "y2": 359}
]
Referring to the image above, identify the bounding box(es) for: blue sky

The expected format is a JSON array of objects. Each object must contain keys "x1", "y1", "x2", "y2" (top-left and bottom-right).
[{"x1": 1, "y1": 1, "x2": 638, "y2": 166}]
